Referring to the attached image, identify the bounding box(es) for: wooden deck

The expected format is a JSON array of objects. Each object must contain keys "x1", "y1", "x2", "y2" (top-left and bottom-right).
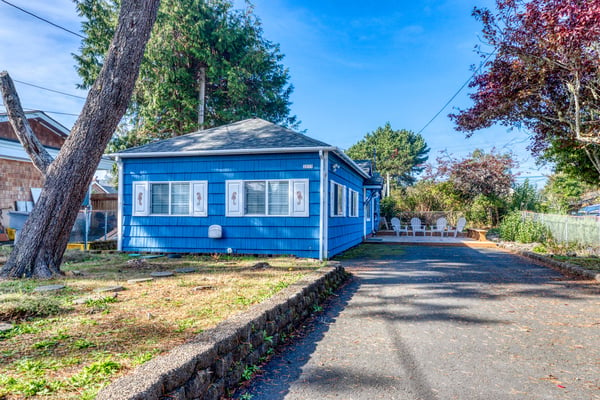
[{"x1": 366, "y1": 230, "x2": 498, "y2": 248}]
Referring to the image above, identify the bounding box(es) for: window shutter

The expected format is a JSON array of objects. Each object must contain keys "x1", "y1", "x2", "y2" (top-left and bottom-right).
[
  {"x1": 132, "y1": 182, "x2": 149, "y2": 216},
  {"x1": 192, "y1": 181, "x2": 208, "y2": 216},
  {"x1": 291, "y1": 179, "x2": 309, "y2": 217},
  {"x1": 226, "y1": 181, "x2": 243, "y2": 216}
]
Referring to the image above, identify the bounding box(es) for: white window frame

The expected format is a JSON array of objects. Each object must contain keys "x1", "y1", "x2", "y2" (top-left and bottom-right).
[
  {"x1": 225, "y1": 179, "x2": 309, "y2": 217},
  {"x1": 330, "y1": 181, "x2": 346, "y2": 217},
  {"x1": 349, "y1": 188, "x2": 359, "y2": 217},
  {"x1": 132, "y1": 181, "x2": 208, "y2": 217}
]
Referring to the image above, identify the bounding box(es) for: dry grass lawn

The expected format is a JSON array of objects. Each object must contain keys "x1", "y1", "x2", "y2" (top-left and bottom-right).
[{"x1": 0, "y1": 249, "x2": 322, "y2": 399}]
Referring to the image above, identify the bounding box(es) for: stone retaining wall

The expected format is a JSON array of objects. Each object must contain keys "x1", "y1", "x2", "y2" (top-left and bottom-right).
[
  {"x1": 501, "y1": 244, "x2": 600, "y2": 281},
  {"x1": 515, "y1": 249, "x2": 600, "y2": 281},
  {"x1": 96, "y1": 264, "x2": 349, "y2": 400}
]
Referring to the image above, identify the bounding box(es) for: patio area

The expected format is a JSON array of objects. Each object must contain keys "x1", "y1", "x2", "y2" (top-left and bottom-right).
[{"x1": 366, "y1": 230, "x2": 498, "y2": 248}]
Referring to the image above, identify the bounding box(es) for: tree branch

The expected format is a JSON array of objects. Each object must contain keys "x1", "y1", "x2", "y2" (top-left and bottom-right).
[{"x1": 0, "y1": 71, "x2": 54, "y2": 174}]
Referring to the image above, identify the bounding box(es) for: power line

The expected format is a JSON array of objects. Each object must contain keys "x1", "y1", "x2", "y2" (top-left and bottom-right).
[
  {"x1": 0, "y1": 103, "x2": 79, "y2": 117},
  {"x1": 0, "y1": 0, "x2": 85, "y2": 39},
  {"x1": 417, "y1": 49, "x2": 497, "y2": 135},
  {"x1": 13, "y1": 79, "x2": 87, "y2": 100}
]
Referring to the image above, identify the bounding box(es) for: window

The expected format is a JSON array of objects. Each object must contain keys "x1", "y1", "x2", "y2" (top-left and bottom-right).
[
  {"x1": 349, "y1": 189, "x2": 359, "y2": 217},
  {"x1": 268, "y1": 181, "x2": 289, "y2": 215},
  {"x1": 226, "y1": 179, "x2": 308, "y2": 217},
  {"x1": 171, "y1": 183, "x2": 190, "y2": 215},
  {"x1": 133, "y1": 181, "x2": 207, "y2": 217},
  {"x1": 330, "y1": 181, "x2": 346, "y2": 217},
  {"x1": 244, "y1": 180, "x2": 290, "y2": 216},
  {"x1": 150, "y1": 183, "x2": 169, "y2": 214},
  {"x1": 245, "y1": 181, "x2": 266, "y2": 215}
]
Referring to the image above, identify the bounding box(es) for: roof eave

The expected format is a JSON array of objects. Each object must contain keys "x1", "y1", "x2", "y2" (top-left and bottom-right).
[
  {"x1": 111, "y1": 146, "x2": 338, "y2": 159},
  {"x1": 111, "y1": 145, "x2": 371, "y2": 180}
]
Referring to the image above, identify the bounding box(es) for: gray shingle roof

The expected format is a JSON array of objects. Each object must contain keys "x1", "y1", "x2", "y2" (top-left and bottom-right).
[{"x1": 118, "y1": 118, "x2": 332, "y2": 155}]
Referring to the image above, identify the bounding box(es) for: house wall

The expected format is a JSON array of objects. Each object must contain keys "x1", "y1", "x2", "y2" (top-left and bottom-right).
[
  {"x1": 121, "y1": 153, "x2": 322, "y2": 258},
  {"x1": 0, "y1": 118, "x2": 65, "y2": 228},
  {"x1": 0, "y1": 158, "x2": 44, "y2": 226},
  {"x1": 327, "y1": 153, "x2": 365, "y2": 258},
  {"x1": 0, "y1": 119, "x2": 65, "y2": 148}
]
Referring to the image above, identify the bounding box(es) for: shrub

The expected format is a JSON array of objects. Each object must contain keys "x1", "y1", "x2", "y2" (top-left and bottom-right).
[
  {"x1": 467, "y1": 194, "x2": 507, "y2": 227},
  {"x1": 380, "y1": 196, "x2": 398, "y2": 219},
  {"x1": 499, "y1": 211, "x2": 550, "y2": 243}
]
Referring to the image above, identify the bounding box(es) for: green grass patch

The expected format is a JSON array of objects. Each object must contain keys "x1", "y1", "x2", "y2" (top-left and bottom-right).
[
  {"x1": 551, "y1": 256, "x2": 600, "y2": 272},
  {"x1": 335, "y1": 243, "x2": 406, "y2": 260},
  {"x1": 0, "y1": 293, "x2": 65, "y2": 321},
  {"x1": 0, "y1": 251, "x2": 320, "y2": 399}
]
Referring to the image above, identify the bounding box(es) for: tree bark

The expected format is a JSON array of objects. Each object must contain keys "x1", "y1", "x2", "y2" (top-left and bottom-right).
[
  {"x1": 0, "y1": 74, "x2": 53, "y2": 174},
  {"x1": 0, "y1": 0, "x2": 160, "y2": 279}
]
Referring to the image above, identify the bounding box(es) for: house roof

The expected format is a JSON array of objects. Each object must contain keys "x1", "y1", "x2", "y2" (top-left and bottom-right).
[
  {"x1": 114, "y1": 118, "x2": 370, "y2": 179},
  {"x1": 0, "y1": 111, "x2": 114, "y2": 170},
  {"x1": 0, "y1": 110, "x2": 70, "y2": 138},
  {"x1": 118, "y1": 118, "x2": 331, "y2": 155}
]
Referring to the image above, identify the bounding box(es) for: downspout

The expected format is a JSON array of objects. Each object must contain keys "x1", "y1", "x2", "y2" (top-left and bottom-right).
[
  {"x1": 363, "y1": 187, "x2": 367, "y2": 239},
  {"x1": 116, "y1": 156, "x2": 123, "y2": 251},
  {"x1": 319, "y1": 150, "x2": 328, "y2": 260}
]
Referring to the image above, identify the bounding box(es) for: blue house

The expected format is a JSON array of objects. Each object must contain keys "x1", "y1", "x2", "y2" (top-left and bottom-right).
[{"x1": 114, "y1": 119, "x2": 381, "y2": 259}]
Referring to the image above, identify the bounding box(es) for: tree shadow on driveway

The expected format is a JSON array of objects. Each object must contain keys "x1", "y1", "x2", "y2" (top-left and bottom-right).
[{"x1": 232, "y1": 245, "x2": 600, "y2": 400}]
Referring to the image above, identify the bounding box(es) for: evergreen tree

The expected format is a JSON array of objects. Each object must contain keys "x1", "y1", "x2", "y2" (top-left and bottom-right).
[
  {"x1": 347, "y1": 123, "x2": 429, "y2": 189},
  {"x1": 74, "y1": 0, "x2": 297, "y2": 149}
]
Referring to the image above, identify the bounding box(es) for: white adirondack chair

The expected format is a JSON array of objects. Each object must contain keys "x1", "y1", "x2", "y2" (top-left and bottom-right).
[
  {"x1": 448, "y1": 217, "x2": 467, "y2": 237},
  {"x1": 391, "y1": 217, "x2": 407, "y2": 236},
  {"x1": 430, "y1": 217, "x2": 448, "y2": 237},
  {"x1": 410, "y1": 217, "x2": 426, "y2": 236}
]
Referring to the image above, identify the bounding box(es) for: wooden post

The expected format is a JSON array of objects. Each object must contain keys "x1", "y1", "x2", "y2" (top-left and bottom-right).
[{"x1": 198, "y1": 66, "x2": 206, "y2": 130}]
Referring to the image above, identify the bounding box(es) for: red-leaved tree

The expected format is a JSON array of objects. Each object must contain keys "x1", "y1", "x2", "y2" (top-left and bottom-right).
[
  {"x1": 430, "y1": 149, "x2": 517, "y2": 200},
  {"x1": 451, "y1": 0, "x2": 600, "y2": 179}
]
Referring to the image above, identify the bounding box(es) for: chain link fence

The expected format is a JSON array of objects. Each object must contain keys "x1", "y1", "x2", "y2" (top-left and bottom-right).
[
  {"x1": 523, "y1": 211, "x2": 600, "y2": 247},
  {"x1": 69, "y1": 210, "x2": 118, "y2": 245}
]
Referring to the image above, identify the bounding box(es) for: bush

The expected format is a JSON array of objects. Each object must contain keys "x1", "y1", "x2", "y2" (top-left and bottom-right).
[
  {"x1": 499, "y1": 211, "x2": 550, "y2": 243},
  {"x1": 467, "y1": 194, "x2": 507, "y2": 228},
  {"x1": 380, "y1": 196, "x2": 399, "y2": 219}
]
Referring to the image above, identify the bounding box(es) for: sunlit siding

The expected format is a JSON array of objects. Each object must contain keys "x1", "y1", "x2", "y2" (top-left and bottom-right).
[
  {"x1": 121, "y1": 153, "x2": 321, "y2": 258},
  {"x1": 327, "y1": 153, "x2": 364, "y2": 257}
]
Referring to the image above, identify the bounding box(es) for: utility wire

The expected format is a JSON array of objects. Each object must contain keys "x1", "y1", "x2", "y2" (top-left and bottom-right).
[
  {"x1": 417, "y1": 49, "x2": 497, "y2": 135},
  {"x1": 0, "y1": 0, "x2": 85, "y2": 39},
  {"x1": 13, "y1": 79, "x2": 87, "y2": 100},
  {"x1": 0, "y1": 103, "x2": 80, "y2": 117}
]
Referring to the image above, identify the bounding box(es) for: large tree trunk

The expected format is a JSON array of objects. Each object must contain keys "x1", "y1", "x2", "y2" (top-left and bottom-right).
[{"x1": 0, "y1": 0, "x2": 159, "y2": 279}]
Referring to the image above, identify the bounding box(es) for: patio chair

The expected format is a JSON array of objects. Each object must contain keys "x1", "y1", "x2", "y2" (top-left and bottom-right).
[
  {"x1": 390, "y1": 217, "x2": 407, "y2": 237},
  {"x1": 447, "y1": 217, "x2": 467, "y2": 237},
  {"x1": 430, "y1": 217, "x2": 448, "y2": 237},
  {"x1": 410, "y1": 217, "x2": 426, "y2": 236}
]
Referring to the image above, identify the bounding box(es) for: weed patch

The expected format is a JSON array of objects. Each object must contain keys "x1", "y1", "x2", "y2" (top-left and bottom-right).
[
  {"x1": 0, "y1": 251, "x2": 320, "y2": 399},
  {"x1": 0, "y1": 294, "x2": 64, "y2": 321}
]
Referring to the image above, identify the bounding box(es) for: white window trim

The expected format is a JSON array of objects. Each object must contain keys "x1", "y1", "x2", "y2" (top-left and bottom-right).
[
  {"x1": 132, "y1": 180, "x2": 208, "y2": 217},
  {"x1": 349, "y1": 188, "x2": 359, "y2": 217},
  {"x1": 225, "y1": 179, "x2": 309, "y2": 217},
  {"x1": 330, "y1": 181, "x2": 346, "y2": 217}
]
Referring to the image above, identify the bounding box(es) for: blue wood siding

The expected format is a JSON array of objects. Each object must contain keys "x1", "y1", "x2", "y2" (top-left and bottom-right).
[
  {"x1": 121, "y1": 153, "x2": 321, "y2": 258},
  {"x1": 327, "y1": 153, "x2": 365, "y2": 257}
]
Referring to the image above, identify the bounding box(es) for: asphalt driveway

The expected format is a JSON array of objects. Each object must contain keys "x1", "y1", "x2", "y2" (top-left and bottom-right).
[{"x1": 234, "y1": 245, "x2": 600, "y2": 400}]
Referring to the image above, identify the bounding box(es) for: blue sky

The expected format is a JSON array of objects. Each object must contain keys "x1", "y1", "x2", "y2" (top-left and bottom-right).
[{"x1": 0, "y1": 0, "x2": 550, "y2": 185}]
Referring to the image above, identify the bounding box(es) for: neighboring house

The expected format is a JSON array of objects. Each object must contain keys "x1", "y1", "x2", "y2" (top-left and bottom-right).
[
  {"x1": 0, "y1": 111, "x2": 68, "y2": 228},
  {"x1": 0, "y1": 110, "x2": 114, "y2": 231},
  {"x1": 114, "y1": 118, "x2": 381, "y2": 259}
]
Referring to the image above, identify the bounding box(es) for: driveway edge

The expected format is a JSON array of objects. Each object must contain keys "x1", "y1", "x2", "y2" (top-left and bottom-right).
[{"x1": 500, "y1": 244, "x2": 600, "y2": 282}]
